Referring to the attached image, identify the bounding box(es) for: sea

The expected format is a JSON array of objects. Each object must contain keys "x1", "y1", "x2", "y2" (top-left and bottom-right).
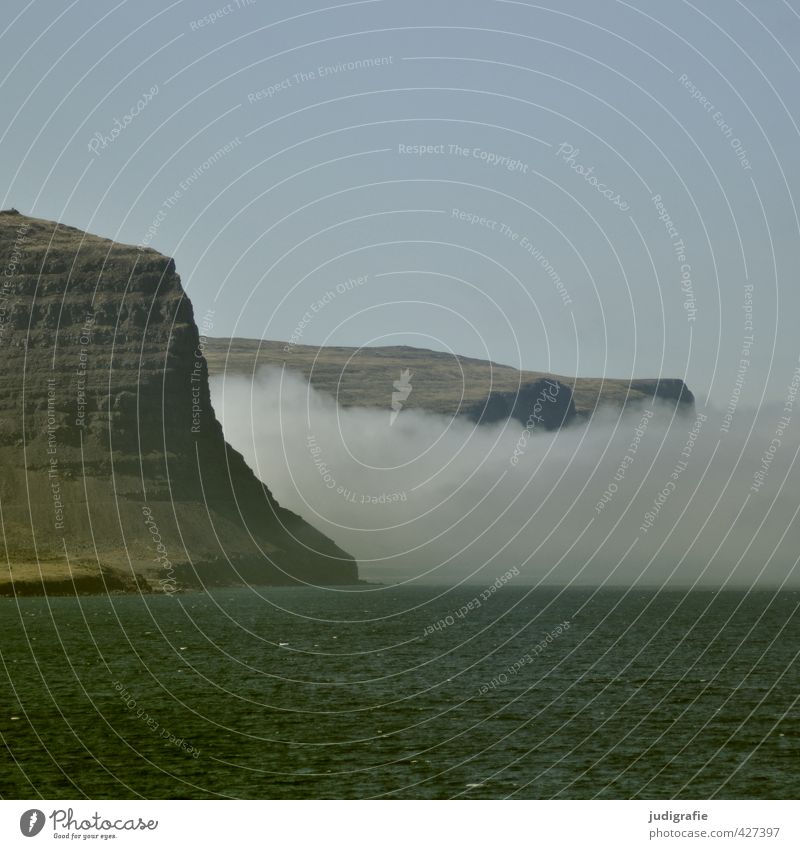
[{"x1": 0, "y1": 586, "x2": 797, "y2": 799}]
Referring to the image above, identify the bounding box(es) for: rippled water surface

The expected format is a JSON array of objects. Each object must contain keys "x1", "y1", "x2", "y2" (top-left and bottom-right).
[{"x1": 1, "y1": 587, "x2": 797, "y2": 799}]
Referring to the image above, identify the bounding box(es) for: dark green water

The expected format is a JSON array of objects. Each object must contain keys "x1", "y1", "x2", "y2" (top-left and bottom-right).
[{"x1": 1, "y1": 587, "x2": 797, "y2": 799}]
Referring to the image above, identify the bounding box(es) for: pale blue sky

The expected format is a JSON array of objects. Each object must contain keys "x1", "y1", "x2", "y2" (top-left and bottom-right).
[{"x1": 3, "y1": 0, "x2": 799, "y2": 405}]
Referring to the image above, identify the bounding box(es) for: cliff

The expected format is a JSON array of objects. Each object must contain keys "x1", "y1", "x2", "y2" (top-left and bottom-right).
[
  {"x1": 0, "y1": 210, "x2": 357, "y2": 594},
  {"x1": 463, "y1": 379, "x2": 576, "y2": 430},
  {"x1": 203, "y1": 338, "x2": 695, "y2": 422}
]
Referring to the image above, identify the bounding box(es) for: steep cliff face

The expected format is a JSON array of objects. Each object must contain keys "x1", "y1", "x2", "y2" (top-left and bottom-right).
[
  {"x1": 628, "y1": 378, "x2": 695, "y2": 408},
  {"x1": 0, "y1": 210, "x2": 357, "y2": 592},
  {"x1": 463, "y1": 379, "x2": 577, "y2": 430}
]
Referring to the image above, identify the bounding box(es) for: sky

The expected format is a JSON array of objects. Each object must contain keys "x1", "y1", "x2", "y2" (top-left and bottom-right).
[{"x1": 3, "y1": 0, "x2": 800, "y2": 409}]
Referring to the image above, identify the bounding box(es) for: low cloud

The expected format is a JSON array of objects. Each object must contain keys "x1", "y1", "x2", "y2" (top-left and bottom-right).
[{"x1": 212, "y1": 368, "x2": 799, "y2": 587}]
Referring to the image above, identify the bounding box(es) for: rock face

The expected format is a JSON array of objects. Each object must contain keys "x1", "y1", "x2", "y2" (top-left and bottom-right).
[
  {"x1": 0, "y1": 210, "x2": 357, "y2": 592},
  {"x1": 463, "y1": 379, "x2": 576, "y2": 430},
  {"x1": 629, "y1": 378, "x2": 695, "y2": 407}
]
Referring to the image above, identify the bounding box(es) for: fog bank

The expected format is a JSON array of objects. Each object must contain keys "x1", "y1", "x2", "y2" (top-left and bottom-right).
[{"x1": 212, "y1": 368, "x2": 799, "y2": 587}]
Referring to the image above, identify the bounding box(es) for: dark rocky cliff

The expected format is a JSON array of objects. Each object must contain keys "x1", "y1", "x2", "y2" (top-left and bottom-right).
[
  {"x1": 628, "y1": 378, "x2": 695, "y2": 407},
  {"x1": 464, "y1": 379, "x2": 577, "y2": 430},
  {"x1": 0, "y1": 210, "x2": 357, "y2": 593}
]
